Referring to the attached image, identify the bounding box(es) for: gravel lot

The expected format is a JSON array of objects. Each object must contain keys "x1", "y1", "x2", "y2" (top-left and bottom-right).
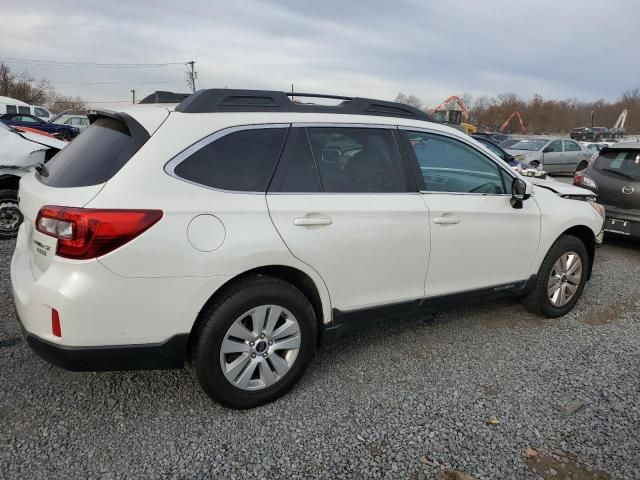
[{"x1": 1, "y1": 236, "x2": 639, "y2": 480}]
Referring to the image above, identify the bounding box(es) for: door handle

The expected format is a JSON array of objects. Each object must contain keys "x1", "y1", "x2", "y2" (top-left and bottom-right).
[
  {"x1": 294, "y1": 216, "x2": 333, "y2": 226},
  {"x1": 433, "y1": 216, "x2": 460, "y2": 225}
]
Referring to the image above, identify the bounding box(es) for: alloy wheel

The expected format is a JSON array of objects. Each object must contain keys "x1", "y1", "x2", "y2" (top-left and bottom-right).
[
  {"x1": 219, "y1": 305, "x2": 301, "y2": 391},
  {"x1": 547, "y1": 251, "x2": 582, "y2": 307},
  {"x1": 0, "y1": 201, "x2": 23, "y2": 234}
]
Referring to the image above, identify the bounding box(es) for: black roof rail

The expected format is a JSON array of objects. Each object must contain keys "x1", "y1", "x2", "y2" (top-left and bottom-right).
[
  {"x1": 175, "y1": 89, "x2": 434, "y2": 122},
  {"x1": 139, "y1": 91, "x2": 191, "y2": 104}
]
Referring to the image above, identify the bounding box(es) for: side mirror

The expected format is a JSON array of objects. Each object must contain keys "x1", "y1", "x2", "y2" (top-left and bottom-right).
[{"x1": 511, "y1": 178, "x2": 531, "y2": 209}]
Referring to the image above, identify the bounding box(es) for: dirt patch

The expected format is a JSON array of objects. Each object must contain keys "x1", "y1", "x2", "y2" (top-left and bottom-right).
[
  {"x1": 436, "y1": 469, "x2": 475, "y2": 480},
  {"x1": 473, "y1": 303, "x2": 547, "y2": 330},
  {"x1": 581, "y1": 299, "x2": 637, "y2": 326},
  {"x1": 526, "y1": 453, "x2": 609, "y2": 480},
  {"x1": 482, "y1": 385, "x2": 498, "y2": 396}
]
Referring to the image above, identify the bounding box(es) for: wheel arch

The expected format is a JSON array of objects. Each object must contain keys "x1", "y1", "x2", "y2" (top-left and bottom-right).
[
  {"x1": 187, "y1": 264, "x2": 330, "y2": 359},
  {"x1": 0, "y1": 174, "x2": 21, "y2": 191},
  {"x1": 560, "y1": 225, "x2": 596, "y2": 280}
]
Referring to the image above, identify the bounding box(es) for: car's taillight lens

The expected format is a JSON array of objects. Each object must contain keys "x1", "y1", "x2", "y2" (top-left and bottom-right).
[
  {"x1": 36, "y1": 206, "x2": 163, "y2": 260},
  {"x1": 574, "y1": 172, "x2": 597, "y2": 189}
]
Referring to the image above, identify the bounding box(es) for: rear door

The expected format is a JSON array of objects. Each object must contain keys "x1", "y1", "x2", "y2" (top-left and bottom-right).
[
  {"x1": 563, "y1": 139, "x2": 587, "y2": 171},
  {"x1": 267, "y1": 125, "x2": 430, "y2": 312},
  {"x1": 542, "y1": 140, "x2": 564, "y2": 172}
]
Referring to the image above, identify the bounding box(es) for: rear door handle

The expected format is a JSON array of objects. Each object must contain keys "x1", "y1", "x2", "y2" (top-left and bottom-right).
[
  {"x1": 433, "y1": 216, "x2": 460, "y2": 225},
  {"x1": 294, "y1": 216, "x2": 333, "y2": 226}
]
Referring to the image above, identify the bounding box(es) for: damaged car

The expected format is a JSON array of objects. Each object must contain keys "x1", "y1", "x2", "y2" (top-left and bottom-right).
[{"x1": 0, "y1": 122, "x2": 67, "y2": 238}]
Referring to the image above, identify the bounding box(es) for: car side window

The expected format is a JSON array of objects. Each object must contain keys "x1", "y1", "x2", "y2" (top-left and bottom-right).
[
  {"x1": 403, "y1": 130, "x2": 506, "y2": 195},
  {"x1": 305, "y1": 127, "x2": 405, "y2": 193},
  {"x1": 546, "y1": 140, "x2": 562, "y2": 153},
  {"x1": 274, "y1": 129, "x2": 321, "y2": 193},
  {"x1": 563, "y1": 140, "x2": 581, "y2": 152},
  {"x1": 6, "y1": 105, "x2": 17, "y2": 114},
  {"x1": 18, "y1": 106, "x2": 30, "y2": 114},
  {"x1": 34, "y1": 107, "x2": 49, "y2": 118},
  {"x1": 172, "y1": 127, "x2": 288, "y2": 192}
]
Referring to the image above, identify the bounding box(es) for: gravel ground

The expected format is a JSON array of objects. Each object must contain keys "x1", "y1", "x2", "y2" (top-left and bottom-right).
[{"x1": 1, "y1": 237, "x2": 639, "y2": 480}]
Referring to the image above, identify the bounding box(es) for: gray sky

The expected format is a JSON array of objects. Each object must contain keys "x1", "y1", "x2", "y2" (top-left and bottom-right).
[{"x1": 1, "y1": 0, "x2": 638, "y2": 108}]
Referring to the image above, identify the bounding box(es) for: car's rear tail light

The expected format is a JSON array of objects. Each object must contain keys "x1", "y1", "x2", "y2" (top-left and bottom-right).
[
  {"x1": 574, "y1": 172, "x2": 597, "y2": 189},
  {"x1": 52, "y1": 309, "x2": 61, "y2": 337},
  {"x1": 36, "y1": 206, "x2": 163, "y2": 260}
]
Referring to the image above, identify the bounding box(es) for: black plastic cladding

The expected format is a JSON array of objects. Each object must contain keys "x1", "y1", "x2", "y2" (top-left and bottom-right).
[{"x1": 175, "y1": 89, "x2": 436, "y2": 122}]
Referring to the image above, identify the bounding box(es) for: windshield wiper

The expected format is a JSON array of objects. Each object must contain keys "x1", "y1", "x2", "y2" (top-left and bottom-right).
[{"x1": 600, "y1": 167, "x2": 635, "y2": 180}]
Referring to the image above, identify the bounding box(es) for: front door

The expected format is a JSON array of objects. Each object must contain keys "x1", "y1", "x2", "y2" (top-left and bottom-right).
[
  {"x1": 267, "y1": 126, "x2": 430, "y2": 312},
  {"x1": 401, "y1": 129, "x2": 541, "y2": 297},
  {"x1": 542, "y1": 139, "x2": 565, "y2": 173}
]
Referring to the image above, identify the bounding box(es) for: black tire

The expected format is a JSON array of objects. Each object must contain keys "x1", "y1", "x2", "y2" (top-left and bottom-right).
[
  {"x1": 59, "y1": 130, "x2": 72, "y2": 141},
  {"x1": 520, "y1": 234, "x2": 589, "y2": 318},
  {"x1": 0, "y1": 189, "x2": 23, "y2": 240},
  {"x1": 191, "y1": 275, "x2": 317, "y2": 409},
  {"x1": 529, "y1": 160, "x2": 540, "y2": 168},
  {"x1": 575, "y1": 161, "x2": 589, "y2": 173}
]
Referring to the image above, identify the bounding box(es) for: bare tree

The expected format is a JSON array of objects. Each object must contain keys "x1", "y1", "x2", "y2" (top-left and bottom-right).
[{"x1": 395, "y1": 92, "x2": 424, "y2": 110}]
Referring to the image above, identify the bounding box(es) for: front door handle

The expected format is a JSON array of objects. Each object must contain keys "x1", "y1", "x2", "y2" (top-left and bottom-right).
[
  {"x1": 433, "y1": 216, "x2": 460, "y2": 225},
  {"x1": 294, "y1": 216, "x2": 333, "y2": 226}
]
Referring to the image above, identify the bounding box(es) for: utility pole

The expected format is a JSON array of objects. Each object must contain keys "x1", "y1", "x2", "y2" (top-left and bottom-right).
[
  {"x1": 187, "y1": 61, "x2": 197, "y2": 93},
  {"x1": 131, "y1": 89, "x2": 136, "y2": 104}
]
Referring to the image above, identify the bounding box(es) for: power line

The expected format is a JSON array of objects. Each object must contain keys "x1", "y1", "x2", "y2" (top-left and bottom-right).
[
  {"x1": 49, "y1": 80, "x2": 185, "y2": 85},
  {"x1": 0, "y1": 57, "x2": 185, "y2": 68}
]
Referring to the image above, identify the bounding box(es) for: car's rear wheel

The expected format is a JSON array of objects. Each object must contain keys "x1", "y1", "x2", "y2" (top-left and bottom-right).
[
  {"x1": 0, "y1": 189, "x2": 23, "y2": 240},
  {"x1": 192, "y1": 275, "x2": 317, "y2": 409},
  {"x1": 59, "y1": 130, "x2": 72, "y2": 141},
  {"x1": 529, "y1": 160, "x2": 540, "y2": 168},
  {"x1": 575, "y1": 161, "x2": 589, "y2": 173},
  {"x1": 520, "y1": 234, "x2": 589, "y2": 317}
]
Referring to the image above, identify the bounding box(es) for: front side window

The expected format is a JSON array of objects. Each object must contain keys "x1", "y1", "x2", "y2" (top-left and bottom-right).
[
  {"x1": 306, "y1": 127, "x2": 405, "y2": 193},
  {"x1": 173, "y1": 127, "x2": 288, "y2": 192},
  {"x1": 18, "y1": 115, "x2": 38, "y2": 123},
  {"x1": 546, "y1": 140, "x2": 563, "y2": 153},
  {"x1": 404, "y1": 131, "x2": 507, "y2": 194},
  {"x1": 34, "y1": 107, "x2": 49, "y2": 118}
]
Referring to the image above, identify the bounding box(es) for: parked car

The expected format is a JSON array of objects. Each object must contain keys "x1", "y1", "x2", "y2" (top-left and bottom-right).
[
  {"x1": 471, "y1": 134, "x2": 528, "y2": 167},
  {"x1": 471, "y1": 132, "x2": 511, "y2": 144},
  {"x1": 11, "y1": 89, "x2": 604, "y2": 409},
  {"x1": 505, "y1": 138, "x2": 590, "y2": 174},
  {"x1": 0, "y1": 122, "x2": 67, "y2": 238},
  {"x1": 0, "y1": 113, "x2": 80, "y2": 140},
  {"x1": 52, "y1": 114, "x2": 90, "y2": 131},
  {"x1": 571, "y1": 126, "x2": 609, "y2": 142},
  {"x1": 0, "y1": 96, "x2": 52, "y2": 119},
  {"x1": 498, "y1": 138, "x2": 521, "y2": 149},
  {"x1": 574, "y1": 142, "x2": 640, "y2": 238}
]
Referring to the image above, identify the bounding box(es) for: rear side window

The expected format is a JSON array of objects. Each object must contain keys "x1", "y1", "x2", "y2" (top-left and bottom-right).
[
  {"x1": 18, "y1": 106, "x2": 30, "y2": 114},
  {"x1": 173, "y1": 127, "x2": 287, "y2": 192},
  {"x1": 6, "y1": 105, "x2": 17, "y2": 114},
  {"x1": 41, "y1": 117, "x2": 135, "y2": 188},
  {"x1": 306, "y1": 127, "x2": 405, "y2": 193}
]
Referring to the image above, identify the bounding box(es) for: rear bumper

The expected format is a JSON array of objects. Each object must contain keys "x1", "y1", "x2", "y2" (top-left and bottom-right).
[
  {"x1": 602, "y1": 205, "x2": 640, "y2": 238},
  {"x1": 23, "y1": 326, "x2": 188, "y2": 371}
]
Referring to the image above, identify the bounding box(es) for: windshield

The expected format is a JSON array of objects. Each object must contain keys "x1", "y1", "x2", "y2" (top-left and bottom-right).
[
  {"x1": 595, "y1": 150, "x2": 640, "y2": 180},
  {"x1": 508, "y1": 139, "x2": 548, "y2": 151}
]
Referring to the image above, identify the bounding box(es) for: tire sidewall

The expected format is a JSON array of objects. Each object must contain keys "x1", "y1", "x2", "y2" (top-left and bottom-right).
[
  {"x1": 536, "y1": 236, "x2": 589, "y2": 317},
  {"x1": 193, "y1": 279, "x2": 317, "y2": 409},
  {"x1": 0, "y1": 189, "x2": 22, "y2": 240}
]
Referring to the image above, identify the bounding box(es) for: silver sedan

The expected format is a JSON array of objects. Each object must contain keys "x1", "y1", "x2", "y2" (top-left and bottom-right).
[{"x1": 505, "y1": 138, "x2": 591, "y2": 174}]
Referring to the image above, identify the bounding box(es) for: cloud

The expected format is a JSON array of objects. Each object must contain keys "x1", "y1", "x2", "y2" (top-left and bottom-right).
[{"x1": 1, "y1": 0, "x2": 638, "y2": 107}]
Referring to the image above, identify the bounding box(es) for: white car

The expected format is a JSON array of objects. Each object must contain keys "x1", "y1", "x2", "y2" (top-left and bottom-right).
[{"x1": 11, "y1": 90, "x2": 605, "y2": 408}]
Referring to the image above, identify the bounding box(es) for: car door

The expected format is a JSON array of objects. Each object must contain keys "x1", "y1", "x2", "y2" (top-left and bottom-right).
[
  {"x1": 563, "y1": 139, "x2": 587, "y2": 171},
  {"x1": 267, "y1": 125, "x2": 430, "y2": 313},
  {"x1": 400, "y1": 129, "x2": 541, "y2": 298},
  {"x1": 541, "y1": 140, "x2": 564, "y2": 173}
]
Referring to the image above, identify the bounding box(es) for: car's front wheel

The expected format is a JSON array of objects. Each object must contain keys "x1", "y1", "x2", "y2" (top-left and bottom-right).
[
  {"x1": 192, "y1": 275, "x2": 317, "y2": 409},
  {"x1": 520, "y1": 234, "x2": 589, "y2": 317}
]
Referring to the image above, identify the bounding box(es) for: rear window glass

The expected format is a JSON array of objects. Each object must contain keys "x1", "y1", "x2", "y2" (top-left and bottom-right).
[
  {"x1": 41, "y1": 117, "x2": 135, "y2": 188},
  {"x1": 595, "y1": 150, "x2": 640, "y2": 180},
  {"x1": 173, "y1": 128, "x2": 287, "y2": 192}
]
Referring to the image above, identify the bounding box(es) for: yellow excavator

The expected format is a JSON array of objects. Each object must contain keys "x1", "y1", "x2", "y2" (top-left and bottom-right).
[{"x1": 431, "y1": 96, "x2": 477, "y2": 134}]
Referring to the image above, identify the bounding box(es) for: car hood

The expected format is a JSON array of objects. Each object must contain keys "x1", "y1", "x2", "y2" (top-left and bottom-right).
[
  {"x1": 506, "y1": 149, "x2": 541, "y2": 158},
  {"x1": 528, "y1": 177, "x2": 594, "y2": 197}
]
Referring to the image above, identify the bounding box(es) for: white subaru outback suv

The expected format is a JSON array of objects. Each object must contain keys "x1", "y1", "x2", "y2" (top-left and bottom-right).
[{"x1": 11, "y1": 89, "x2": 604, "y2": 409}]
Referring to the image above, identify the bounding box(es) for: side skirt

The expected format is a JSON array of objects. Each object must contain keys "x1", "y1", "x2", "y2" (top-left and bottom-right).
[{"x1": 322, "y1": 276, "x2": 536, "y2": 343}]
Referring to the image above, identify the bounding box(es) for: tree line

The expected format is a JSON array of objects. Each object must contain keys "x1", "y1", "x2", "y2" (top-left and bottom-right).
[
  {"x1": 0, "y1": 63, "x2": 86, "y2": 113},
  {"x1": 396, "y1": 90, "x2": 640, "y2": 135}
]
